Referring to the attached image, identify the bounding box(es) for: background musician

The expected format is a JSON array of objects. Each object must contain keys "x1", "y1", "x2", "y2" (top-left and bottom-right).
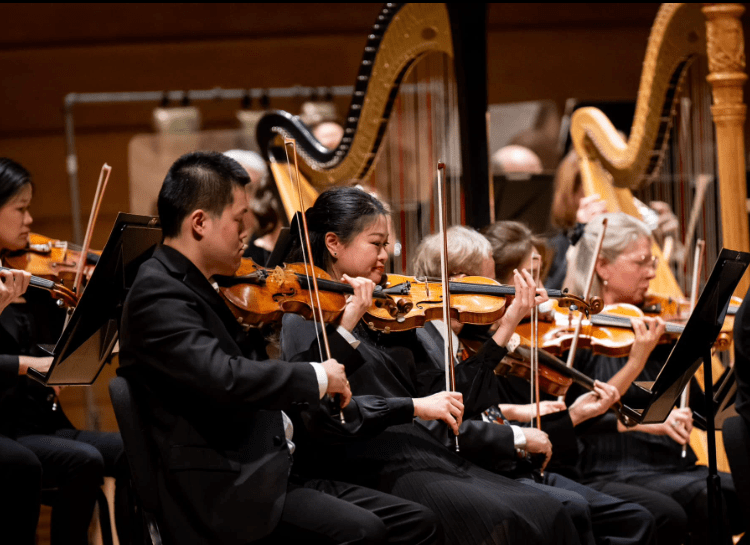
[
  {"x1": 280, "y1": 186, "x2": 592, "y2": 545},
  {"x1": 0, "y1": 157, "x2": 126, "y2": 545},
  {"x1": 0, "y1": 265, "x2": 40, "y2": 545},
  {"x1": 118, "y1": 151, "x2": 444, "y2": 545},
  {"x1": 482, "y1": 218, "x2": 690, "y2": 545},
  {"x1": 565, "y1": 212, "x2": 745, "y2": 545},
  {"x1": 411, "y1": 224, "x2": 656, "y2": 545}
]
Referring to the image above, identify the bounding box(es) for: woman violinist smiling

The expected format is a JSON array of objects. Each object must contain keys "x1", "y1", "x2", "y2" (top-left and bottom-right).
[
  {"x1": 565, "y1": 212, "x2": 745, "y2": 545},
  {"x1": 281, "y1": 186, "x2": 606, "y2": 545}
]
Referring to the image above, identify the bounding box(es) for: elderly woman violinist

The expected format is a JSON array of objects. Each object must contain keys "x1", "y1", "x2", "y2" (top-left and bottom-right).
[{"x1": 565, "y1": 212, "x2": 745, "y2": 545}]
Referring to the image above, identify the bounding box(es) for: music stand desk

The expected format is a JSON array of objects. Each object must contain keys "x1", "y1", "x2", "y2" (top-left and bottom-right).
[{"x1": 28, "y1": 213, "x2": 162, "y2": 386}]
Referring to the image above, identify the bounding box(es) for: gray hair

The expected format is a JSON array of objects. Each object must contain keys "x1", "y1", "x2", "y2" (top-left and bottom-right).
[
  {"x1": 564, "y1": 212, "x2": 651, "y2": 296},
  {"x1": 223, "y1": 149, "x2": 268, "y2": 177},
  {"x1": 412, "y1": 225, "x2": 492, "y2": 278}
]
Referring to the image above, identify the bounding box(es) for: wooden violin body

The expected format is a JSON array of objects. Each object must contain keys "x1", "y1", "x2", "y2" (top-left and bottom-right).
[
  {"x1": 4, "y1": 233, "x2": 100, "y2": 289},
  {"x1": 216, "y1": 259, "x2": 401, "y2": 328},
  {"x1": 516, "y1": 300, "x2": 710, "y2": 358},
  {"x1": 363, "y1": 274, "x2": 602, "y2": 333}
]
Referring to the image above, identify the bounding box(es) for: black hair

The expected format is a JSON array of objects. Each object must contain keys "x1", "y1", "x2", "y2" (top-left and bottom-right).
[
  {"x1": 286, "y1": 186, "x2": 387, "y2": 272},
  {"x1": 157, "y1": 151, "x2": 250, "y2": 238},
  {"x1": 0, "y1": 158, "x2": 33, "y2": 208}
]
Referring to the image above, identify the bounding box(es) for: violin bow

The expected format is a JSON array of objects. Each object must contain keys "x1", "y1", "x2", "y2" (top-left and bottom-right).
[
  {"x1": 531, "y1": 253, "x2": 542, "y2": 432},
  {"x1": 436, "y1": 162, "x2": 459, "y2": 451},
  {"x1": 560, "y1": 218, "x2": 608, "y2": 401},
  {"x1": 283, "y1": 138, "x2": 343, "y2": 423},
  {"x1": 72, "y1": 163, "x2": 111, "y2": 298},
  {"x1": 680, "y1": 239, "x2": 704, "y2": 457}
]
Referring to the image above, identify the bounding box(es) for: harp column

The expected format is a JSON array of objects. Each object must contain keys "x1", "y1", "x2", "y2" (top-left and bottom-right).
[{"x1": 704, "y1": 3, "x2": 750, "y2": 295}]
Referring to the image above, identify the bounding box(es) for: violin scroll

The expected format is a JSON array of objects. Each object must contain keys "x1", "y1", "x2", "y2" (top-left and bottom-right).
[{"x1": 554, "y1": 291, "x2": 604, "y2": 316}]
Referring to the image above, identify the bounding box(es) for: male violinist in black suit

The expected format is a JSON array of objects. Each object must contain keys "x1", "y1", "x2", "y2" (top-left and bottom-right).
[{"x1": 118, "y1": 151, "x2": 444, "y2": 545}]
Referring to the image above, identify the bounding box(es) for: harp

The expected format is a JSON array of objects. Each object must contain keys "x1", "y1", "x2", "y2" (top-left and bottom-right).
[
  {"x1": 570, "y1": 3, "x2": 749, "y2": 297},
  {"x1": 255, "y1": 3, "x2": 490, "y2": 272},
  {"x1": 570, "y1": 3, "x2": 748, "y2": 471}
]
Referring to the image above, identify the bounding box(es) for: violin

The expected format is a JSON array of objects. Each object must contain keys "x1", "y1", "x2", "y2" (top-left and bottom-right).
[
  {"x1": 215, "y1": 258, "x2": 402, "y2": 328},
  {"x1": 517, "y1": 301, "x2": 692, "y2": 358},
  {"x1": 362, "y1": 274, "x2": 603, "y2": 333},
  {"x1": 0, "y1": 265, "x2": 78, "y2": 308},
  {"x1": 493, "y1": 334, "x2": 640, "y2": 427},
  {"x1": 216, "y1": 261, "x2": 604, "y2": 337},
  {"x1": 640, "y1": 292, "x2": 741, "y2": 351},
  {"x1": 3, "y1": 233, "x2": 100, "y2": 290}
]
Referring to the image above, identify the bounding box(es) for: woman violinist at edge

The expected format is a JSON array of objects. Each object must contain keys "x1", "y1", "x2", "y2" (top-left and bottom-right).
[
  {"x1": 0, "y1": 265, "x2": 41, "y2": 545},
  {"x1": 564, "y1": 212, "x2": 745, "y2": 545},
  {"x1": 0, "y1": 158, "x2": 126, "y2": 545},
  {"x1": 481, "y1": 219, "x2": 688, "y2": 545},
  {"x1": 280, "y1": 186, "x2": 583, "y2": 545}
]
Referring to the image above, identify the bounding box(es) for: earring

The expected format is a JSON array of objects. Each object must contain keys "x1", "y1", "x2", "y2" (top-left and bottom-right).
[
  {"x1": 334, "y1": 252, "x2": 338, "y2": 257},
  {"x1": 602, "y1": 279, "x2": 608, "y2": 287}
]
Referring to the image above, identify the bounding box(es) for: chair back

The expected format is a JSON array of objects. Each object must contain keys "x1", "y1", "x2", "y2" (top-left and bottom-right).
[
  {"x1": 109, "y1": 375, "x2": 163, "y2": 545},
  {"x1": 723, "y1": 415, "x2": 750, "y2": 522}
]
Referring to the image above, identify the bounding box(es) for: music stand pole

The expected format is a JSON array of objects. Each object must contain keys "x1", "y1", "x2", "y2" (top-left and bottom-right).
[{"x1": 703, "y1": 345, "x2": 723, "y2": 545}]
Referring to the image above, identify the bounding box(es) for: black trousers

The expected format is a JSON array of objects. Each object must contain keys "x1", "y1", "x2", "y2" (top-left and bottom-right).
[
  {"x1": 0, "y1": 434, "x2": 41, "y2": 545},
  {"x1": 519, "y1": 473, "x2": 656, "y2": 545},
  {"x1": 16, "y1": 429, "x2": 125, "y2": 545},
  {"x1": 255, "y1": 476, "x2": 442, "y2": 545},
  {"x1": 587, "y1": 469, "x2": 743, "y2": 545},
  {"x1": 586, "y1": 480, "x2": 688, "y2": 545}
]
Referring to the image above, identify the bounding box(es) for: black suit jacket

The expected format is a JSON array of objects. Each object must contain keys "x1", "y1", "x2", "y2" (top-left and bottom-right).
[
  {"x1": 119, "y1": 245, "x2": 325, "y2": 545},
  {"x1": 0, "y1": 289, "x2": 73, "y2": 437}
]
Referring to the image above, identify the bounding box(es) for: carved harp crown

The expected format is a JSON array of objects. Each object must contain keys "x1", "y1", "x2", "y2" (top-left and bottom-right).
[
  {"x1": 571, "y1": 4, "x2": 707, "y2": 190},
  {"x1": 255, "y1": 3, "x2": 490, "y2": 230},
  {"x1": 257, "y1": 4, "x2": 453, "y2": 189}
]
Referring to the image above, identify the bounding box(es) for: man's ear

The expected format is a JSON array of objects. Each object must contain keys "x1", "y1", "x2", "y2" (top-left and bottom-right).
[{"x1": 187, "y1": 209, "x2": 208, "y2": 240}]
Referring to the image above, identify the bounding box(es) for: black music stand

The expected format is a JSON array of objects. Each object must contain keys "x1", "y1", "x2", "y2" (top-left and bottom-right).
[
  {"x1": 28, "y1": 213, "x2": 162, "y2": 386},
  {"x1": 629, "y1": 248, "x2": 750, "y2": 544}
]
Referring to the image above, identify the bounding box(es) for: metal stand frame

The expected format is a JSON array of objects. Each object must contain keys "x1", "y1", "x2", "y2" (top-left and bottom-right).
[{"x1": 62, "y1": 85, "x2": 353, "y2": 243}]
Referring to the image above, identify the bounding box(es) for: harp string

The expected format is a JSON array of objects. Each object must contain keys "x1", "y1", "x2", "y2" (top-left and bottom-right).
[
  {"x1": 367, "y1": 51, "x2": 460, "y2": 274},
  {"x1": 634, "y1": 58, "x2": 718, "y2": 295}
]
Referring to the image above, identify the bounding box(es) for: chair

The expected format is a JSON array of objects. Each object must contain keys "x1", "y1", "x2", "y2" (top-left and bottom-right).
[
  {"x1": 722, "y1": 415, "x2": 750, "y2": 524},
  {"x1": 109, "y1": 376, "x2": 163, "y2": 545}
]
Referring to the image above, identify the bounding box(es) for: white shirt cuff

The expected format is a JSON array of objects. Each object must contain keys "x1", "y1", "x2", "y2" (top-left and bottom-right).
[
  {"x1": 309, "y1": 362, "x2": 328, "y2": 399},
  {"x1": 510, "y1": 425, "x2": 527, "y2": 449},
  {"x1": 336, "y1": 325, "x2": 361, "y2": 349}
]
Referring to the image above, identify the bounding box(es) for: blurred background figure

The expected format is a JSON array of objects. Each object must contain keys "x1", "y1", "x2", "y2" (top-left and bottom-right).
[{"x1": 492, "y1": 145, "x2": 543, "y2": 176}]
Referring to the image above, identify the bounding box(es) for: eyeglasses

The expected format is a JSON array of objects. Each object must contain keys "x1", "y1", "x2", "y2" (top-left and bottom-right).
[{"x1": 621, "y1": 254, "x2": 659, "y2": 270}]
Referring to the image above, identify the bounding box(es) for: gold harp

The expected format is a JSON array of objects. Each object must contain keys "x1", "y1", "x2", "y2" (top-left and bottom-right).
[
  {"x1": 570, "y1": 2, "x2": 748, "y2": 472},
  {"x1": 255, "y1": 4, "x2": 491, "y2": 271},
  {"x1": 570, "y1": 3, "x2": 749, "y2": 297}
]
